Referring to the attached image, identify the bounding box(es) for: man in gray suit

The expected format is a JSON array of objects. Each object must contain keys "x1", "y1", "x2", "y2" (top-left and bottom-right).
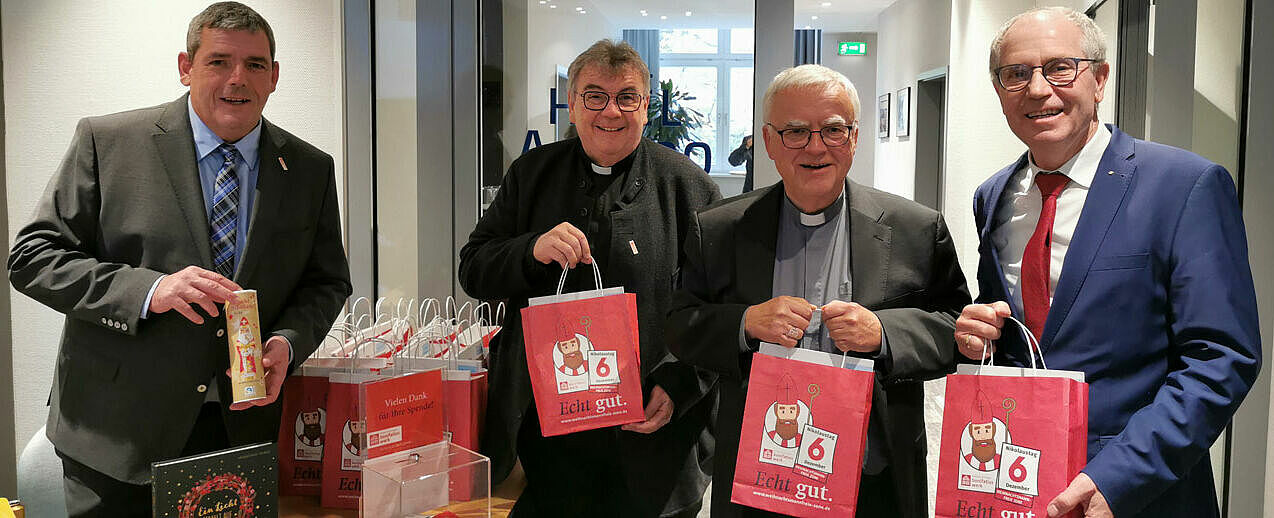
[
  {"x1": 7, "y1": 3, "x2": 351, "y2": 515},
  {"x1": 667, "y1": 64, "x2": 969, "y2": 517}
]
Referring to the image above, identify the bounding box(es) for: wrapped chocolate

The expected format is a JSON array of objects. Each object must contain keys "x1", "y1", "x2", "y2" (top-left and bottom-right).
[{"x1": 226, "y1": 290, "x2": 267, "y2": 404}]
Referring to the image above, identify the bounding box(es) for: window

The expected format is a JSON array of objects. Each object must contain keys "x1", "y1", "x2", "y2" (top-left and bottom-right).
[{"x1": 659, "y1": 28, "x2": 754, "y2": 173}]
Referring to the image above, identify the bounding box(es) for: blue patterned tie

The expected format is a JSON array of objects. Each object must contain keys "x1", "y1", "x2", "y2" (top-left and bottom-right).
[{"x1": 210, "y1": 144, "x2": 241, "y2": 278}]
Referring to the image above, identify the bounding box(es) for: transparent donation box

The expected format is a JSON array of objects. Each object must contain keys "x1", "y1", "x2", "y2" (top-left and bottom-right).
[{"x1": 361, "y1": 440, "x2": 490, "y2": 517}]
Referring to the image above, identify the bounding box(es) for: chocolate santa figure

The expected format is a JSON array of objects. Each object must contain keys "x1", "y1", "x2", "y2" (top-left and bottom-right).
[
  {"x1": 235, "y1": 316, "x2": 259, "y2": 378},
  {"x1": 554, "y1": 318, "x2": 588, "y2": 376},
  {"x1": 963, "y1": 391, "x2": 1001, "y2": 471},
  {"x1": 767, "y1": 374, "x2": 805, "y2": 448}
]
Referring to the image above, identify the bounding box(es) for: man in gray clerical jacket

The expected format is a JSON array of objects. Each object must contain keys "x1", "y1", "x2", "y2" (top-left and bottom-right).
[{"x1": 667, "y1": 64, "x2": 970, "y2": 518}]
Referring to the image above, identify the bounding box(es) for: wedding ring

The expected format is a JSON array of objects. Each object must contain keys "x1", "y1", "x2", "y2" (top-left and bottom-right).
[{"x1": 786, "y1": 326, "x2": 802, "y2": 339}]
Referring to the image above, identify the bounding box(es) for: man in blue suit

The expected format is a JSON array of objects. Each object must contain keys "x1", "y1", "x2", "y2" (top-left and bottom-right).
[{"x1": 954, "y1": 7, "x2": 1260, "y2": 518}]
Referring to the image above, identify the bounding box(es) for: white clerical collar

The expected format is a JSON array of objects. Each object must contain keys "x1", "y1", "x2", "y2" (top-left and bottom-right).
[
  {"x1": 1027, "y1": 124, "x2": 1111, "y2": 189},
  {"x1": 790, "y1": 193, "x2": 845, "y2": 227},
  {"x1": 590, "y1": 162, "x2": 613, "y2": 175}
]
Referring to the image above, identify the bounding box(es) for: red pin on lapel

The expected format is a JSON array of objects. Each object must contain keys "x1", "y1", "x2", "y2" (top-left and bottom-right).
[{"x1": 278, "y1": 156, "x2": 288, "y2": 171}]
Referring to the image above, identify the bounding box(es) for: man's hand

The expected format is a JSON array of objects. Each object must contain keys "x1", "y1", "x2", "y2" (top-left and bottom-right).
[
  {"x1": 821, "y1": 301, "x2": 882, "y2": 353},
  {"x1": 150, "y1": 266, "x2": 243, "y2": 324},
  {"x1": 744, "y1": 296, "x2": 815, "y2": 348},
  {"x1": 621, "y1": 385, "x2": 673, "y2": 434},
  {"x1": 532, "y1": 222, "x2": 593, "y2": 269},
  {"x1": 954, "y1": 301, "x2": 1011, "y2": 360},
  {"x1": 1048, "y1": 473, "x2": 1112, "y2": 518},
  {"x1": 228, "y1": 335, "x2": 289, "y2": 410}
]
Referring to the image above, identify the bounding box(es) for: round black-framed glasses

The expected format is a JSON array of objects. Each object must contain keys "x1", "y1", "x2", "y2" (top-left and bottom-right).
[
  {"x1": 765, "y1": 122, "x2": 855, "y2": 149},
  {"x1": 578, "y1": 90, "x2": 645, "y2": 112},
  {"x1": 993, "y1": 57, "x2": 1102, "y2": 92}
]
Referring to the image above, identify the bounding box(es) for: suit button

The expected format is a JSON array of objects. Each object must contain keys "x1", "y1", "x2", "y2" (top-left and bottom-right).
[
  {"x1": 579, "y1": 208, "x2": 588, "y2": 217},
  {"x1": 113, "y1": 321, "x2": 121, "y2": 329},
  {"x1": 121, "y1": 323, "x2": 128, "y2": 331},
  {"x1": 196, "y1": 384, "x2": 208, "y2": 393},
  {"x1": 216, "y1": 329, "x2": 225, "y2": 337},
  {"x1": 101, "y1": 317, "x2": 108, "y2": 325}
]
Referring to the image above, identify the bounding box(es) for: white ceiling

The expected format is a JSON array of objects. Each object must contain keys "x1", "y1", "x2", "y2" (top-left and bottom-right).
[{"x1": 530, "y1": 0, "x2": 899, "y2": 32}]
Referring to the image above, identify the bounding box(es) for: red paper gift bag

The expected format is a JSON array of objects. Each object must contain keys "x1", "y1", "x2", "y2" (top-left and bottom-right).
[
  {"x1": 320, "y1": 372, "x2": 372, "y2": 509},
  {"x1": 444, "y1": 369, "x2": 488, "y2": 451},
  {"x1": 731, "y1": 345, "x2": 875, "y2": 518},
  {"x1": 520, "y1": 264, "x2": 644, "y2": 437},
  {"x1": 935, "y1": 319, "x2": 1088, "y2": 518},
  {"x1": 278, "y1": 372, "x2": 329, "y2": 496}
]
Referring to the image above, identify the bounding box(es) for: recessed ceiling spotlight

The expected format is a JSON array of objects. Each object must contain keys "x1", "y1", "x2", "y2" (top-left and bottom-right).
[
  {"x1": 538, "y1": 0, "x2": 546, "y2": 4},
  {"x1": 811, "y1": 15, "x2": 819, "y2": 20},
  {"x1": 685, "y1": 11, "x2": 692, "y2": 16},
  {"x1": 575, "y1": 6, "x2": 583, "y2": 10},
  {"x1": 660, "y1": 15, "x2": 667, "y2": 19},
  {"x1": 821, "y1": 1, "x2": 832, "y2": 6},
  {"x1": 549, "y1": 4, "x2": 557, "y2": 8}
]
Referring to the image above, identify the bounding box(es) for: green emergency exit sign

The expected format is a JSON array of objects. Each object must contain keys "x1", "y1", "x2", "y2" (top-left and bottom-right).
[{"x1": 838, "y1": 41, "x2": 866, "y2": 55}]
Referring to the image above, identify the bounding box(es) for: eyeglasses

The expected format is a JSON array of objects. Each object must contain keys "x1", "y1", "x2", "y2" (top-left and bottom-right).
[
  {"x1": 994, "y1": 57, "x2": 1102, "y2": 92},
  {"x1": 578, "y1": 91, "x2": 644, "y2": 112},
  {"x1": 765, "y1": 122, "x2": 855, "y2": 149}
]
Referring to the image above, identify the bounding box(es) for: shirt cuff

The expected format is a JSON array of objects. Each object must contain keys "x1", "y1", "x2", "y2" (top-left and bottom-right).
[
  {"x1": 272, "y1": 334, "x2": 295, "y2": 367},
  {"x1": 140, "y1": 275, "x2": 165, "y2": 319},
  {"x1": 738, "y1": 315, "x2": 752, "y2": 352}
]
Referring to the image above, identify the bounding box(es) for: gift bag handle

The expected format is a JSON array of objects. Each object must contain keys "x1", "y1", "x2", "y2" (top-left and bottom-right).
[
  {"x1": 554, "y1": 262, "x2": 604, "y2": 295},
  {"x1": 982, "y1": 316, "x2": 1049, "y2": 371}
]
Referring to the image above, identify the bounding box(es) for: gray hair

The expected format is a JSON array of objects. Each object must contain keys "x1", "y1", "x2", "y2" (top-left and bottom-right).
[
  {"x1": 187, "y1": 2, "x2": 276, "y2": 60},
  {"x1": 989, "y1": 6, "x2": 1106, "y2": 75},
  {"x1": 762, "y1": 64, "x2": 862, "y2": 124},
  {"x1": 567, "y1": 39, "x2": 651, "y2": 95}
]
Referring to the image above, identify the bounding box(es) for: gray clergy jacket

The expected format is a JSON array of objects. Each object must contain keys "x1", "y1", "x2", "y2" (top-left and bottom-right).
[{"x1": 667, "y1": 180, "x2": 970, "y2": 517}]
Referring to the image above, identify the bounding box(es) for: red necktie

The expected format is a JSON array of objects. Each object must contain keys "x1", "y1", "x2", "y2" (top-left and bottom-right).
[{"x1": 1022, "y1": 172, "x2": 1070, "y2": 342}]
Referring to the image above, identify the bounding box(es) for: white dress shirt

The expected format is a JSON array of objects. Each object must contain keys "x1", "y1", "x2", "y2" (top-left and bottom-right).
[{"x1": 991, "y1": 125, "x2": 1112, "y2": 315}]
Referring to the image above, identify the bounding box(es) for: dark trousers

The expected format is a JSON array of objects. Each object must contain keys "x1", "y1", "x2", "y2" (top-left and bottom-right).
[{"x1": 60, "y1": 402, "x2": 230, "y2": 518}]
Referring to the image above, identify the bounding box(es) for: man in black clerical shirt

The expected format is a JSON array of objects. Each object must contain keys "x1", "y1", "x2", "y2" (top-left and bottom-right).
[{"x1": 458, "y1": 39, "x2": 721, "y2": 517}]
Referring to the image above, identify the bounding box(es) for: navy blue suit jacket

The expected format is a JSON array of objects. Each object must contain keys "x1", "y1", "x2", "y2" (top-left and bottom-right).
[{"x1": 972, "y1": 126, "x2": 1260, "y2": 517}]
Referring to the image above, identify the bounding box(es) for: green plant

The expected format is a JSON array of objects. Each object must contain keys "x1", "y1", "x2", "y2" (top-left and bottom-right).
[{"x1": 644, "y1": 79, "x2": 708, "y2": 151}]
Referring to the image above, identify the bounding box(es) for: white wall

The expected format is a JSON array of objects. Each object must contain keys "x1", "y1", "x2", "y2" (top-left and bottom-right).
[
  {"x1": 505, "y1": 3, "x2": 621, "y2": 165},
  {"x1": 2, "y1": 0, "x2": 344, "y2": 465},
  {"x1": 821, "y1": 32, "x2": 878, "y2": 186},
  {"x1": 873, "y1": 0, "x2": 951, "y2": 200}
]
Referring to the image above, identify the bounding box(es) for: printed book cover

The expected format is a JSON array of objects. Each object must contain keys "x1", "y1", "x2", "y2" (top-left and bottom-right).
[{"x1": 152, "y1": 442, "x2": 278, "y2": 518}]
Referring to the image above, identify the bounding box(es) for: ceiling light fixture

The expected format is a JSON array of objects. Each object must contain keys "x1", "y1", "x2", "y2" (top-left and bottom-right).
[
  {"x1": 685, "y1": 11, "x2": 692, "y2": 16},
  {"x1": 660, "y1": 15, "x2": 667, "y2": 19},
  {"x1": 821, "y1": 1, "x2": 832, "y2": 6}
]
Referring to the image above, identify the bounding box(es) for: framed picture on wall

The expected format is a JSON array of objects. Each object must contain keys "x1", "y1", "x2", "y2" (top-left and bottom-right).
[
  {"x1": 896, "y1": 87, "x2": 911, "y2": 137},
  {"x1": 878, "y1": 93, "x2": 890, "y2": 139}
]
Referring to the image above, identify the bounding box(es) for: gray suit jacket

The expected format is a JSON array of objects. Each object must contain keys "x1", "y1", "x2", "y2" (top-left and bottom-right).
[
  {"x1": 667, "y1": 181, "x2": 970, "y2": 518},
  {"x1": 8, "y1": 95, "x2": 352, "y2": 483}
]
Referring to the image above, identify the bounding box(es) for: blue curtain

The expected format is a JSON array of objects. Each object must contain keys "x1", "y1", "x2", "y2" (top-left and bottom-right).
[
  {"x1": 622, "y1": 29, "x2": 661, "y2": 93},
  {"x1": 794, "y1": 29, "x2": 822, "y2": 65}
]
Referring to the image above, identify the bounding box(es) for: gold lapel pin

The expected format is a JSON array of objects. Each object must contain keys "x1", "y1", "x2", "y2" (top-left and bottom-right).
[{"x1": 278, "y1": 156, "x2": 289, "y2": 171}]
